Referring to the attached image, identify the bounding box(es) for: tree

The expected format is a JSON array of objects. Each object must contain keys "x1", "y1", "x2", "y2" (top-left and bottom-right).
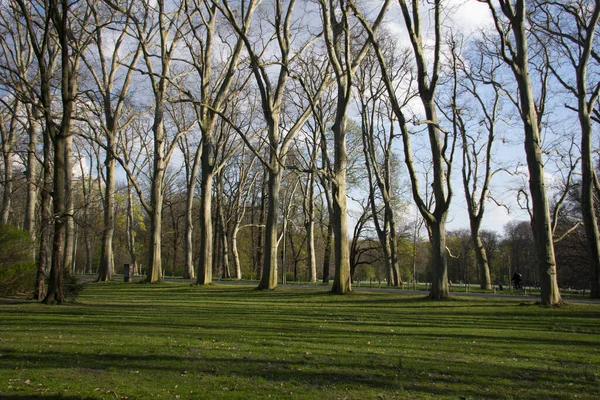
[
  {"x1": 319, "y1": 0, "x2": 391, "y2": 294},
  {"x1": 106, "y1": 0, "x2": 188, "y2": 283},
  {"x1": 353, "y1": 0, "x2": 456, "y2": 299},
  {"x1": 530, "y1": 0, "x2": 600, "y2": 298},
  {"x1": 80, "y1": 0, "x2": 143, "y2": 282},
  {"x1": 444, "y1": 36, "x2": 502, "y2": 290},
  {"x1": 481, "y1": 0, "x2": 562, "y2": 305},
  {"x1": 217, "y1": 0, "x2": 329, "y2": 289},
  {"x1": 174, "y1": 0, "x2": 251, "y2": 284},
  {"x1": 355, "y1": 42, "x2": 407, "y2": 286}
]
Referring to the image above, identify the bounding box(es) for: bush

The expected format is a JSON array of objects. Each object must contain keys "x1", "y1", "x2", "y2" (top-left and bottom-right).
[{"x1": 0, "y1": 225, "x2": 36, "y2": 296}]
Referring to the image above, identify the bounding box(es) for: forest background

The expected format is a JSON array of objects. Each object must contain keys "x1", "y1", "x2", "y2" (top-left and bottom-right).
[{"x1": 0, "y1": 0, "x2": 599, "y2": 305}]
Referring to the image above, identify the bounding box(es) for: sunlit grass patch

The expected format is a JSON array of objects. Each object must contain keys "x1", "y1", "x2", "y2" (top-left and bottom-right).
[{"x1": 1, "y1": 282, "x2": 599, "y2": 399}]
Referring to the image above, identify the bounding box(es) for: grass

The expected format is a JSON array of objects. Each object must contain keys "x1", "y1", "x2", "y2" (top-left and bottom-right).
[{"x1": 1, "y1": 282, "x2": 599, "y2": 399}]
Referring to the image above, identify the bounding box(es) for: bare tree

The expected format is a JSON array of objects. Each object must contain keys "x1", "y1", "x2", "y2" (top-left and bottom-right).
[
  {"x1": 442, "y1": 37, "x2": 503, "y2": 290},
  {"x1": 531, "y1": 0, "x2": 600, "y2": 298},
  {"x1": 353, "y1": 0, "x2": 456, "y2": 299},
  {"x1": 318, "y1": 0, "x2": 391, "y2": 294},
  {"x1": 480, "y1": 0, "x2": 562, "y2": 305},
  {"x1": 80, "y1": 0, "x2": 143, "y2": 282},
  {"x1": 216, "y1": 0, "x2": 330, "y2": 289},
  {"x1": 355, "y1": 42, "x2": 409, "y2": 287}
]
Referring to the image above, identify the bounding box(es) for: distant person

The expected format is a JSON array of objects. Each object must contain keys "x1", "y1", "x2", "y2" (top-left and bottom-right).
[{"x1": 511, "y1": 272, "x2": 523, "y2": 289}]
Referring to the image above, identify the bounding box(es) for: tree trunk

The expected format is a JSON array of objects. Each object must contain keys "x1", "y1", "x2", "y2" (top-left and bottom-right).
[
  {"x1": 34, "y1": 128, "x2": 52, "y2": 301},
  {"x1": 147, "y1": 142, "x2": 165, "y2": 282},
  {"x1": 429, "y1": 221, "x2": 449, "y2": 300},
  {"x1": 471, "y1": 229, "x2": 492, "y2": 290},
  {"x1": 44, "y1": 132, "x2": 67, "y2": 304},
  {"x1": 305, "y1": 172, "x2": 317, "y2": 283},
  {"x1": 581, "y1": 110, "x2": 600, "y2": 297},
  {"x1": 217, "y1": 176, "x2": 231, "y2": 279},
  {"x1": 516, "y1": 68, "x2": 561, "y2": 305},
  {"x1": 196, "y1": 147, "x2": 214, "y2": 284},
  {"x1": 1, "y1": 149, "x2": 13, "y2": 225},
  {"x1": 258, "y1": 163, "x2": 281, "y2": 290},
  {"x1": 126, "y1": 186, "x2": 139, "y2": 275},
  {"x1": 232, "y1": 223, "x2": 242, "y2": 280},
  {"x1": 387, "y1": 205, "x2": 401, "y2": 285},
  {"x1": 84, "y1": 230, "x2": 93, "y2": 274},
  {"x1": 183, "y1": 150, "x2": 200, "y2": 279},
  {"x1": 62, "y1": 134, "x2": 75, "y2": 276},
  {"x1": 24, "y1": 105, "x2": 39, "y2": 245},
  {"x1": 331, "y1": 92, "x2": 351, "y2": 294},
  {"x1": 97, "y1": 138, "x2": 116, "y2": 282}
]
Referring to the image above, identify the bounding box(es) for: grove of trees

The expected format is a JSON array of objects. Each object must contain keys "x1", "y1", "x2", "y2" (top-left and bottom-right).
[{"x1": 1, "y1": 0, "x2": 599, "y2": 305}]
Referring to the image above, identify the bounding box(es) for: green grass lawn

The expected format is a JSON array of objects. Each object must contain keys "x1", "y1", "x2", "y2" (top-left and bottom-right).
[{"x1": 1, "y1": 282, "x2": 599, "y2": 399}]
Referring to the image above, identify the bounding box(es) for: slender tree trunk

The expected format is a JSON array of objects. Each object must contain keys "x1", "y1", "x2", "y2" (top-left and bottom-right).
[
  {"x1": 387, "y1": 205, "x2": 401, "y2": 285},
  {"x1": 517, "y1": 73, "x2": 561, "y2": 305},
  {"x1": 97, "y1": 138, "x2": 116, "y2": 281},
  {"x1": 126, "y1": 186, "x2": 138, "y2": 274},
  {"x1": 62, "y1": 135, "x2": 74, "y2": 276},
  {"x1": 305, "y1": 172, "x2": 317, "y2": 283},
  {"x1": 232, "y1": 223, "x2": 242, "y2": 280},
  {"x1": 24, "y1": 105, "x2": 39, "y2": 244},
  {"x1": 322, "y1": 218, "x2": 333, "y2": 284},
  {"x1": 217, "y1": 177, "x2": 231, "y2": 279},
  {"x1": 183, "y1": 190, "x2": 197, "y2": 279},
  {"x1": 147, "y1": 144, "x2": 165, "y2": 282},
  {"x1": 1, "y1": 149, "x2": 13, "y2": 225},
  {"x1": 84, "y1": 230, "x2": 92, "y2": 274},
  {"x1": 483, "y1": 0, "x2": 561, "y2": 306},
  {"x1": 183, "y1": 149, "x2": 200, "y2": 279},
  {"x1": 34, "y1": 128, "x2": 52, "y2": 301},
  {"x1": 255, "y1": 182, "x2": 266, "y2": 280}
]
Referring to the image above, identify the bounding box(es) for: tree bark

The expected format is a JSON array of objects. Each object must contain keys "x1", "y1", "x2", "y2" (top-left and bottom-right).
[
  {"x1": 97, "y1": 136, "x2": 115, "y2": 282},
  {"x1": 581, "y1": 114, "x2": 600, "y2": 298},
  {"x1": 258, "y1": 155, "x2": 281, "y2": 290},
  {"x1": 305, "y1": 172, "x2": 317, "y2": 284},
  {"x1": 1, "y1": 146, "x2": 13, "y2": 225},
  {"x1": 429, "y1": 221, "x2": 449, "y2": 299},
  {"x1": 196, "y1": 144, "x2": 214, "y2": 284},
  {"x1": 331, "y1": 94, "x2": 351, "y2": 294},
  {"x1": 126, "y1": 185, "x2": 139, "y2": 275},
  {"x1": 62, "y1": 134, "x2": 75, "y2": 275},
  {"x1": 44, "y1": 131, "x2": 67, "y2": 304},
  {"x1": 34, "y1": 126, "x2": 52, "y2": 301},
  {"x1": 24, "y1": 105, "x2": 39, "y2": 247}
]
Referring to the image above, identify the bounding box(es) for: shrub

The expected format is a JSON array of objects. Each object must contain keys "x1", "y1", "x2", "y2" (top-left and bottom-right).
[{"x1": 0, "y1": 225, "x2": 36, "y2": 296}]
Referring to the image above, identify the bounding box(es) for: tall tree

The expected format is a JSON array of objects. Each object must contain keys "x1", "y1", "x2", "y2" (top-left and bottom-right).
[
  {"x1": 44, "y1": 0, "x2": 91, "y2": 303},
  {"x1": 355, "y1": 43, "x2": 407, "y2": 287},
  {"x1": 353, "y1": 0, "x2": 456, "y2": 299},
  {"x1": 81, "y1": 0, "x2": 143, "y2": 282},
  {"x1": 217, "y1": 0, "x2": 329, "y2": 289},
  {"x1": 175, "y1": 0, "x2": 251, "y2": 284},
  {"x1": 481, "y1": 0, "x2": 562, "y2": 305},
  {"x1": 107, "y1": 0, "x2": 187, "y2": 282},
  {"x1": 442, "y1": 37, "x2": 501, "y2": 290},
  {"x1": 531, "y1": 0, "x2": 600, "y2": 298},
  {"x1": 319, "y1": 0, "x2": 391, "y2": 294}
]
